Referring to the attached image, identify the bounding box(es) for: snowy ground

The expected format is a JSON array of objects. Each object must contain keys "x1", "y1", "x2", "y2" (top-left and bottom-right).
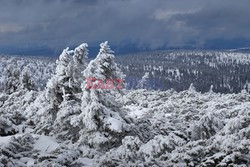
[
  {"x1": 0, "y1": 134, "x2": 60, "y2": 165},
  {"x1": 1, "y1": 88, "x2": 250, "y2": 166}
]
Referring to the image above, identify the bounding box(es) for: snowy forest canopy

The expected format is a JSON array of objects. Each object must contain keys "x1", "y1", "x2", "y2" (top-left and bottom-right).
[
  {"x1": 0, "y1": 42, "x2": 250, "y2": 166},
  {"x1": 116, "y1": 50, "x2": 250, "y2": 93},
  {"x1": 2, "y1": 49, "x2": 250, "y2": 94}
]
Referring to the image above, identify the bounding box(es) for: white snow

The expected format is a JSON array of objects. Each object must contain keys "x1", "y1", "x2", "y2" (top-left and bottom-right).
[
  {"x1": 0, "y1": 134, "x2": 59, "y2": 154},
  {"x1": 107, "y1": 117, "x2": 122, "y2": 132},
  {"x1": 20, "y1": 157, "x2": 35, "y2": 167},
  {"x1": 33, "y1": 135, "x2": 59, "y2": 153},
  {"x1": 73, "y1": 158, "x2": 94, "y2": 167},
  {"x1": 165, "y1": 113, "x2": 172, "y2": 117},
  {"x1": 0, "y1": 135, "x2": 13, "y2": 145},
  {"x1": 126, "y1": 105, "x2": 146, "y2": 118}
]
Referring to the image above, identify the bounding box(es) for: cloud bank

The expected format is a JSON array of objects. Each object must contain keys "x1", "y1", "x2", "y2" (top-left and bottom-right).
[{"x1": 0, "y1": 0, "x2": 250, "y2": 54}]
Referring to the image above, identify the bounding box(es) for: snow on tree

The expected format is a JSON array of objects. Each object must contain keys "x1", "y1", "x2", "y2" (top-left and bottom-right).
[
  {"x1": 51, "y1": 98, "x2": 82, "y2": 141},
  {"x1": 71, "y1": 43, "x2": 89, "y2": 93},
  {"x1": 188, "y1": 83, "x2": 196, "y2": 93},
  {"x1": 2, "y1": 63, "x2": 36, "y2": 95},
  {"x1": 72, "y1": 41, "x2": 129, "y2": 150},
  {"x1": 20, "y1": 67, "x2": 36, "y2": 91},
  {"x1": 45, "y1": 45, "x2": 84, "y2": 105},
  {"x1": 97, "y1": 136, "x2": 143, "y2": 166},
  {"x1": 0, "y1": 116, "x2": 17, "y2": 136},
  {"x1": 137, "y1": 72, "x2": 150, "y2": 89},
  {"x1": 0, "y1": 89, "x2": 38, "y2": 136},
  {"x1": 31, "y1": 44, "x2": 88, "y2": 137},
  {"x1": 46, "y1": 47, "x2": 73, "y2": 106},
  {"x1": 0, "y1": 134, "x2": 35, "y2": 166},
  {"x1": 209, "y1": 85, "x2": 214, "y2": 93},
  {"x1": 30, "y1": 48, "x2": 74, "y2": 135},
  {"x1": 191, "y1": 112, "x2": 225, "y2": 140},
  {"x1": 2, "y1": 65, "x2": 21, "y2": 94},
  {"x1": 46, "y1": 43, "x2": 88, "y2": 106},
  {"x1": 0, "y1": 64, "x2": 37, "y2": 137}
]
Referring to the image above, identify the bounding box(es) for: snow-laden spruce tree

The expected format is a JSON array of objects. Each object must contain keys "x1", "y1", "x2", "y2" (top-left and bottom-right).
[
  {"x1": 0, "y1": 64, "x2": 37, "y2": 137},
  {"x1": 188, "y1": 83, "x2": 196, "y2": 93},
  {"x1": 0, "y1": 134, "x2": 35, "y2": 166},
  {"x1": 46, "y1": 43, "x2": 88, "y2": 105},
  {"x1": 2, "y1": 64, "x2": 36, "y2": 94},
  {"x1": 30, "y1": 47, "x2": 72, "y2": 135},
  {"x1": 137, "y1": 72, "x2": 150, "y2": 89},
  {"x1": 46, "y1": 47, "x2": 73, "y2": 106},
  {"x1": 20, "y1": 67, "x2": 36, "y2": 91},
  {"x1": 71, "y1": 43, "x2": 89, "y2": 93},
  {"x1": 0, "y1": 116, "x2": 17, "y2": 136},
  {"x1": 2, "y1": 65, "x2": 21, "y2": 94},
  {"x1": 72, "y1": 41, "x2": 129, "y2": 150},
  {"x1": 31, "y1": 44, "x2": 88, "y2": 136}
]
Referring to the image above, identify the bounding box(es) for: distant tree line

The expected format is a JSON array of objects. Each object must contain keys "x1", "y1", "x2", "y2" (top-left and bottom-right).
[{"x1": 116, "y1": 50, "x2": 250, "y2": 93}]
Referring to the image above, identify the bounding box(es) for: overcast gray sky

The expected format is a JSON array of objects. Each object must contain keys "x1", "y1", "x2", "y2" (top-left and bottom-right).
[{"x1": 0, "y1": 0, "x2": 250, "y2": 54}]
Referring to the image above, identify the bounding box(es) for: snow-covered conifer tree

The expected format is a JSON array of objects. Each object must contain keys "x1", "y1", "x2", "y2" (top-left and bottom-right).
[
  {"x1": 3, "y1": 65, "x2": 21, "y2": 94},
  {"x1": 74, "y1": 41, "x2": 129, "y2": 150},
  {"x1": 2, "y1": 64, "x2": 36, "y2": 94},
  {"x1": 0, "y1": 116, "x2": 17, "y2": 136},
  {"x1": 188, "y1": 83, "x2": 196, "y2": 93},
  {"x1": 46, "y1": 47, "x2": 73, "y2": 106},
  {"x1": 20, "y1": 67, "x2": 36, "y2": 91},
  {"x1": 31, "y1": 47, "x2": 75, "y2": 135},
  {"x1": 137, "y1": 72, "x2": 151, "y2": 89},
  {"x1": 46, "y1": 44, "x2": 88, "y2": 105},
  {"x1": 49, "y1": 44, "x2": 88, "y2": 140},
  {"x1": 32, "y1": 44, "x2": 88, "y2": 138},
  {"x1": 209, "y1": 85, "x2": 214, "y2": 93},
  {"x1": 71, "y1": 43, "x2": 88, "y2": 93}
]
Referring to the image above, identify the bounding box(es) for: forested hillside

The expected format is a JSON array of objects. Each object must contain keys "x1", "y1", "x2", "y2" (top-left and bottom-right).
[
  {"x1": 1, "y1": 50, "x2": 250, "y2": 94},
  {"x1": 117, "y1": 51, "x2": 250, "y2": 93}
]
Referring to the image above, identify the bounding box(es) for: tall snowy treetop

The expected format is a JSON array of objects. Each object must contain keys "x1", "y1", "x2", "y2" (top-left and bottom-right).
[
  {"x1": 55, "y1": 47, "x2": 72, "y2": 76},
  {"x1": 74, "y1": 43, "x2": 88, "y2": 63},
  {"x1": 99, "y1": 41, "x2": 114, "y2": 56},
  {"x1": 59, "y1": 47, "x2": 71, "y2": 66}
]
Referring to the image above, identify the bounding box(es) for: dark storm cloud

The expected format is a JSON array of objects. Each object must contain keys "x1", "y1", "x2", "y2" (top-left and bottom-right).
[
  {"x1": 169, "y1": 0, "x2": 250, "y2": 43},
  {"x1": 0, "y1": 0, "x2": 250, "y2": 50}
]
